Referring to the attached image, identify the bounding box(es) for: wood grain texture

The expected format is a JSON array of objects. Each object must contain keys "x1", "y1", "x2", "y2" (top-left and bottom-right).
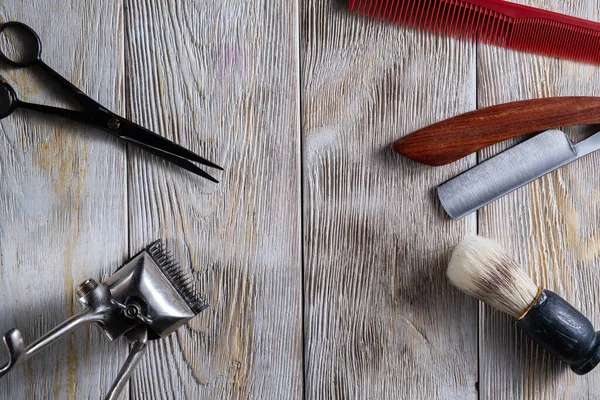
[
  {"x1": 392, "y1": 96, "x2": 600, "y2": 166},
  {"x1": 301, "y1": 1, "x2": 477, "y2": 398},
  {"x1": 0, "y1": 1, "x2": 127, "y2": 399},
  {"x1": 124, "y1": 0, "x2": 302, "y2": 399},
  {"x1": 4, "y1": 0, "x2": 600, "y2": 398},
  {"x1": 477, "y1": 0, "x2": 600, "y2": 398}
]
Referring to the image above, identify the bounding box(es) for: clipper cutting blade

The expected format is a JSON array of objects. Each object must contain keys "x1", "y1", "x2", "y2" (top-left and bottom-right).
[{"x1": 145, "y1": 240, "x2": 208, "y2": 315}]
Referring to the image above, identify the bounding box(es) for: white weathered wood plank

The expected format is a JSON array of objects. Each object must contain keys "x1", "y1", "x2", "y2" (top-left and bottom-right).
[
  {"x1": 0, "y1": 1, "x2": 127, "y2": 399},
  {"x1": 6, "y1": 0, "x2": 600, "y2": 398},
  {"x1": 478, "y1": 1, "x2": 600, "y2": 398},
  {"x1": 124, "y1": 0, "x2": 302, "y2": 398},
  {"x1": 301, "y1": 1, "x2": 478, "y2": 398}
]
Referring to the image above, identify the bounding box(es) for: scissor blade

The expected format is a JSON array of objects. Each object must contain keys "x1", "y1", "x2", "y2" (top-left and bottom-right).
[
  {"x1": 118, "y1": 121, "x2": 223, "y2": 170},
  {"x1": 129, "y1": 141, "x2": 219, "y2": 183}
]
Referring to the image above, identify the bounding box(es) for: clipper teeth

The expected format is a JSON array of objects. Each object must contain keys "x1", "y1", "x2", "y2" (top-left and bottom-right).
[{"x1": 146, "y1": 240, "x2": 208, "y2": 315}]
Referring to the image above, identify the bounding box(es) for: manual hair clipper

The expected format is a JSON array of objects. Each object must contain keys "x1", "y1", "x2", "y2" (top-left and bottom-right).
[{"x1": 0, "y1": 240, "x2": 207, "y2": 400}]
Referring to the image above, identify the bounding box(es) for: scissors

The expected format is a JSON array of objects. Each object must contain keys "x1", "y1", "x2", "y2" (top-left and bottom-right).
[{"x1": 0, "y1": 21, "x2": 222, "y2": 182}]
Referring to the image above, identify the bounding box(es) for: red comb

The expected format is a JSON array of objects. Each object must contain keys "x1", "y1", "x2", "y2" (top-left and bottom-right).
[{"x1": 350, "y1": 0, "x2": 600, "y2": 64}]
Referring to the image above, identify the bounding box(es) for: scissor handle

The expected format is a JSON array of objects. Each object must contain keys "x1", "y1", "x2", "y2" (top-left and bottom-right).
[
  {"x1": 0, "y1": 80, "x2": 19, "y2": 119},
  {"x1": 0, "y1": 21, "x2": 42, "y2": 67}
]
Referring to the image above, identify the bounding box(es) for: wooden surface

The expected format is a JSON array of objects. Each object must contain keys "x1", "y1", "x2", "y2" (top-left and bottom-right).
[
  {"x1": 301, "y1": 0, "x2": 478, "y2": 398},
  {"x1": 124, "y1": 0, "x2": 302, "y2": 398},
  {"x1": 0, "y1": 0, "x2": 599, "y2": 399}
]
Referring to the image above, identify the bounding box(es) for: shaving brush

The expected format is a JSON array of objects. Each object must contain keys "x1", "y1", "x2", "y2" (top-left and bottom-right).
[{"x1": 447, "y1": 235, "x2": 600, "y2": 375}]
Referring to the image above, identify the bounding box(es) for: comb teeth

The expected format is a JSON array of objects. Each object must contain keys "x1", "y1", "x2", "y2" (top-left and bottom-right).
[
  {"x1": 350, "y1": 0, "x2": 600, "y2": 65},
  {"x1": 146, "y1": 240, "x2": 208, "y2": 315}
]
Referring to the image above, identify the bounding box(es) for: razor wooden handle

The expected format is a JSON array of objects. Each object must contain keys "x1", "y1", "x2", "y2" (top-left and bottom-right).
[{"x1": 391, "y1": 97, "x2": 600, "y2": 166}]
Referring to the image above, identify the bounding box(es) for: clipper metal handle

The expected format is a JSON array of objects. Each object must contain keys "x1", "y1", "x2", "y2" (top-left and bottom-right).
[
  {"x1": 0, "y1": 313, "x2": 105, "y2": 375},
  {"x1": 0, "y1": 279, "x2": 147, "y2": 400},
  {"x1": 0, "y1": 281, "x2": 108, "y2": 378},
  {"x1": 105, "y1": 325, "x2": 148, "y2": 400}
]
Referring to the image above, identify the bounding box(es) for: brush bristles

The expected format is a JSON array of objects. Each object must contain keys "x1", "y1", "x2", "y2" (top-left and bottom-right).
[
  {"x1": 350, "y1": 0, "x2": 600, "y2": 65},
  {"x1": 447, "y1": 235, "x2": 539, "y2": 318},
  {"x1": 146, "y1": 240, "x2": 208, "y2": 315}
]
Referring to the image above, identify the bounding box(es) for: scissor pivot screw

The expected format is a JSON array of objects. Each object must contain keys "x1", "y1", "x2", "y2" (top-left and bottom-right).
[
  {"x1": 76, "y1": 278, "x2": 98, "y2": 298},
  {"x1": 108, "y1": 118, "x2": 121, "y2": 130}
]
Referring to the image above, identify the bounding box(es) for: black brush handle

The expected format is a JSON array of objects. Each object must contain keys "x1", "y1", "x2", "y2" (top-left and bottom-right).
[{"x1": 517, "y1": 290, "x2": 600, "y2": 375}]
